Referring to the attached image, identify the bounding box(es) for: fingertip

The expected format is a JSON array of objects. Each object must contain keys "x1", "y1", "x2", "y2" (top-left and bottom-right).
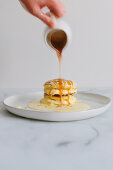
[
  {"x1": 57, "y1": 9, "x2": 66, "y2": 18},
  {"x1": 48, "y1": 19, "x2": 55, "y2": 28},
  {"x1": 53, "y1": 7, "x2": 66, "y2": 18}
]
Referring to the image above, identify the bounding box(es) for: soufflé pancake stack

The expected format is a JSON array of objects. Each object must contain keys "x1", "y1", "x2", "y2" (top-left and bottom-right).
[{"x1": 40, "y1": 79, "x2": 77, "y2": 105}]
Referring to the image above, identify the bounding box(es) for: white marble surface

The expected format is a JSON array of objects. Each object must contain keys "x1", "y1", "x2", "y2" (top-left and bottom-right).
[{"x1": 0, "y1": 88, "x2": 113, "y2": 170}]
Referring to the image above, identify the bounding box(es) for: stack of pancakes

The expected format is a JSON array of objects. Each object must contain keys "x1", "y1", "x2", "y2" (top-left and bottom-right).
[{"x1": 40, "y1": 79, "x2": 77, "y2": 105}]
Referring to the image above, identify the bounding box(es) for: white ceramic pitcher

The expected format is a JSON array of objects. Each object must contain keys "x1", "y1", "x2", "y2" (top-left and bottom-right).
[{"x1": 44, "y1": 13, "x2": 72, "y2": 52}]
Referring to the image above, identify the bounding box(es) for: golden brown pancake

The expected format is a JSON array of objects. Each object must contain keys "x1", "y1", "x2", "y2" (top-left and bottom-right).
[
  {"x1": 44, "y1": 79, "x2": 77, "y2": 96},
  {"x1": 44, "y1": 79, "x2": 76, "y2": 89}
]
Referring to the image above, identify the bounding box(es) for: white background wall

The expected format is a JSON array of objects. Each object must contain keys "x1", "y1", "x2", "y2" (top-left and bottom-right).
[{"x1": 0, "y1": 0, "x2": 113, "y2": 88}]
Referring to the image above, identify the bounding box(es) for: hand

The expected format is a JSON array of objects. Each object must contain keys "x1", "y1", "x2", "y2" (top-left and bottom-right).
[{"x1": 20, "y1": 0, "x2": 66, "y2": 28}]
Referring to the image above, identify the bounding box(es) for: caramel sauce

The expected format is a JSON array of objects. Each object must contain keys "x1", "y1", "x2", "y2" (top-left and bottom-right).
[{"x1": 47, "y1": 30, "x2": 68, "y2": 104}]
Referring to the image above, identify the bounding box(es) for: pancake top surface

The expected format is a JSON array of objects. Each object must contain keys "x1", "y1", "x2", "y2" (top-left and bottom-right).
[{"x1": 44, "y1": 79, "x2": 76, "y2": 90}]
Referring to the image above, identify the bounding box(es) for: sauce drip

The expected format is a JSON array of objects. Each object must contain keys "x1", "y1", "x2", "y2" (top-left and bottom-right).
[{"x1": 47, "y1": 30, "x2": 69, "y2": 104}]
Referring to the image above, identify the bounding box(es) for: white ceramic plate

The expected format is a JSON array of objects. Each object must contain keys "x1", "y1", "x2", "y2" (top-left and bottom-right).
[{"x1": 4, "y1": 92, "x2": 111, "y2": 121}]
